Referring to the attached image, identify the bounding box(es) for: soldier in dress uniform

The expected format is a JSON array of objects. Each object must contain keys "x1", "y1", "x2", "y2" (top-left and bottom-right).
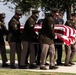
[
  {"x1": 19, "y1": 10, "x2": 39, "y2": 69},
  {"x1": 0, "y1": 13, "x2": 9, "y2": 67},
  {"x1": 39, "y1": 12, "x2": 58, "y2": 70},
  {"x1": 8, "y1": 9, "x2": 22, "y2": 68},
  {"x1": 65, "y1": 13, "x2": 76, "y2": 66},
  {"x1": 54, "y1": 11, "x2": 64, "y2": 66}
]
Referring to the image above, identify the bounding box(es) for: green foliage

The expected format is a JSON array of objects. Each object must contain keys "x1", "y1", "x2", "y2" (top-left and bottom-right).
[
  {"x1": 2, "y1": 0, "x2": 76, "y2": 19},
  {"x1": 0, "y1": 70, "x2": 76, "y2": 75},
  {"x1": 3, "y1": 0, "x2": 76, "y2": 11}
]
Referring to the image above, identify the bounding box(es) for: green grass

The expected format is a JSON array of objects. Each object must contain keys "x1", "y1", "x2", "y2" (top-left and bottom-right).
[
  {"x1": 46, "y1": 50, "x2": 76, "y2": 62},
  {"x1": 0, "y1": 69, "x2": 76, "y2": 75},
  {"x1": 47, "y1": 45, "x2": 76, "y2": 62},
  {"x1": 0, "y1": 53, "x2": 17, "y2": 60},
  {"x1": 0, "y1": 44, "x2": 76, "y2": 62}
]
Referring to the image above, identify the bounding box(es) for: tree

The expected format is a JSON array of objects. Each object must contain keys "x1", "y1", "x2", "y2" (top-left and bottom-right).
[
  {"x1": 2, "y1": 0, "x2": 42, "y2": 14},
  {"x1": 40, "y1": 0, "x2": 76, "y2": 19},
  {"x1": 3, "y1": 0, "x2": 76, "y2": 19}
]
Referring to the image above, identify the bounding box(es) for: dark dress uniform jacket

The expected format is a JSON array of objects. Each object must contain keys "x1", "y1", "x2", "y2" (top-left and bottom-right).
[
  {"x1": 8, "y1": 16, "x2": 21, "y2": 43},
  {"x1": 21, "y1": 16, "x2": 37, "y2": 42},
  {"x1": 39, "y1": 16, "x2": 55, "y2": 44},
  {"x1": 0, "y1": 22, "x2": 8, "y2": 45}
]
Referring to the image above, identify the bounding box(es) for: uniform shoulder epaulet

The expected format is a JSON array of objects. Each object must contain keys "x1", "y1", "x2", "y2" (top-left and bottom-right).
[
  {"x1": 11, "y1": 18, "x2": 19, "y2": 24},
  {"x1": 12, "y1": 18, "x2": 17, "y2": 22},
  {"x1": 29, "y1": 17, "x2": 34, "y2": 22}
]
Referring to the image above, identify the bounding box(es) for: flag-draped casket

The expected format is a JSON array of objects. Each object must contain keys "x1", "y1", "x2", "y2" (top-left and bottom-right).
[
  {"x1": 54, "y1": 25, "x2": 76, "y2": 46},
  {"x1": 20, "y1": 24, "x2": 76, "y2": 46}
]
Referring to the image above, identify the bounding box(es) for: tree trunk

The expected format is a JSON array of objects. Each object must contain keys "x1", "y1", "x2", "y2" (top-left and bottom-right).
[{"x1": 66, "y1": 5, "x2": 71, "y2": 19}]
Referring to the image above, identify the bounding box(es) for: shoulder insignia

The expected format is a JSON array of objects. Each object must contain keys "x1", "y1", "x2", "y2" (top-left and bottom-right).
[
  {"x1": 51, "y1": 24, "x2": 54, "y2": 27},
  {"x1": 31, "y1": 25, "x2": 34, "y2": 27},
  {"x1": 15, "y1": 24, "x2": 18, "y2": 30}
]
